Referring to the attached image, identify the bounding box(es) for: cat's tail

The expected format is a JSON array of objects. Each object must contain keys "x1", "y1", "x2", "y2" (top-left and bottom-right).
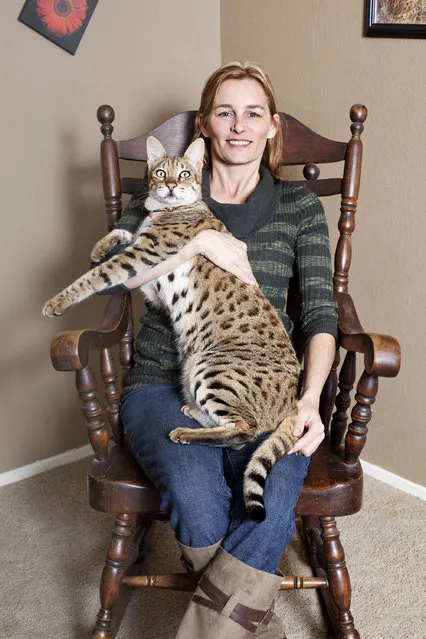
[{"x1": 243, "y1": 413, "x2": 298, "y2": 522}]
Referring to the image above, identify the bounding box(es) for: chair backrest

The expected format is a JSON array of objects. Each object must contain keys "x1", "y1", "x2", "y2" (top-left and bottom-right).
[
  {"x1": 96, "y1": 104, "x2": 367, "y2": 432},
  {"x1": 97, "y1": 104, "x2": 367, "y2": 302}
]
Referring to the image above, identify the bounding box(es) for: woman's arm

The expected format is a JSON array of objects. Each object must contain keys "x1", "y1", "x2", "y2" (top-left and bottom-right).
[
  {"x1": 124, "y1": 229, "x2": 257, "y2": 289},
  {"x1": 287, "y1": 188, "x2": 338, "y2": 456},
  {"x1": 288, "y1": 332, "x2": 335, "y2": 456}
]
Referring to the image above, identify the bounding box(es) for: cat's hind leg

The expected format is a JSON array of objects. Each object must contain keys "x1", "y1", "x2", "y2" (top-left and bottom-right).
[
  {"x1": 180, "y1": 404, "x2": 216, "y2": 428},
  {"x1": 169, "y1": 415, "x2": 257, "y2": 447},
  {"x1": 179, "y1": 404, "x2": 246, "y2": 449}
]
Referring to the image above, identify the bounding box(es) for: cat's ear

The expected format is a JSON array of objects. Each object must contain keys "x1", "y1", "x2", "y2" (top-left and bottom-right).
[
  {"x1": 146, "y1": 136, "x2": 167, "y2": 170},
  {"x1": 183, "y1": 138, "x2": 205, "y2": 175}
]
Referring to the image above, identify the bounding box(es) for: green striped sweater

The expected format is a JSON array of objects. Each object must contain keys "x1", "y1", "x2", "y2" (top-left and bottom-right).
[{"x1": 111, "y1": 167, "x2": 338, "y2": 392}]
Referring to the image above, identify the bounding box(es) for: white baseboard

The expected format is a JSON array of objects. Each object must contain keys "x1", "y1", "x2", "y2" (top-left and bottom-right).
[
  {"x1": 0, "y1": 444, "x2": 93, "y2": 487},
  {"x1": 1, "y1": 446, "x2": 425, "y2": 502},
  {"x1": 361, "y1": 460, "x2": 426, "y2": 501}
]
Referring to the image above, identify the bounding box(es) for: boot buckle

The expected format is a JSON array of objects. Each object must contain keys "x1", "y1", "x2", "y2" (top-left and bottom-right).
[{"x1": 193, "y1": 574, "x2": 274, "y2": 633}]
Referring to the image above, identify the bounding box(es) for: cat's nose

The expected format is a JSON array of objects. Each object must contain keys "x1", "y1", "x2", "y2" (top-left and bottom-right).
[{"x1": 167, "y1": 182, "x2": 177, "y2": 191}]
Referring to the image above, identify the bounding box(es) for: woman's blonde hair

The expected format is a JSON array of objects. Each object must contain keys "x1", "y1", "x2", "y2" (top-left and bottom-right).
[{"x1": 194, "y1": 61, "x2": 283, "y2": 179}]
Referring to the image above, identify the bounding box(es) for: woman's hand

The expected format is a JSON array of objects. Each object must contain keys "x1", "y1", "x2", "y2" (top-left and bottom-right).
[
  {"x1": 123, "y1": 229, "x2": 257, "y2": 290},
  {"x1": 123, "y1": 249, "x2": 191, "y2": 290},
  {"x1": 190, "y1": 229, "x2": 257, "y2": 285},
  {"x1": 288, "y1": 396, "x2": 325, "y2": 457}
]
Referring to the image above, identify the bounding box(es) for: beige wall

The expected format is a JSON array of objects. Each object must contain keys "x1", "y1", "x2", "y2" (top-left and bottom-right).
[
  {"x1": 221, "y1": 1, "x2": 425, "y2": 485},
  {"x1": 0, "y1": 0, "x2": 220, "y2": 473},
  {"x1": 2, "y1": 0, "x2": 424, "y2": 488}
]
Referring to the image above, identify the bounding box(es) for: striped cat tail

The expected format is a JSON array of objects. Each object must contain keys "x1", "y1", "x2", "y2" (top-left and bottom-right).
[{"x1": 243, "y1": 413, "x2": 298, "y2": 522}]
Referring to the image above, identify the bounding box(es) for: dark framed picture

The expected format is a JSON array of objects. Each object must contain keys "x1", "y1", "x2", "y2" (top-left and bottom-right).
[
  {"x1": 18, "y1": 0, "x2": 99, "y2": 55},
  {"x1": 365, "y1": 0, "x2": 426, "y2": 38}
]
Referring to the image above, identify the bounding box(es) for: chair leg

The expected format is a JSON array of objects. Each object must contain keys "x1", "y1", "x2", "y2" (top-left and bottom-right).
[
  {"x1": 301, "y1": 516, "x2": 325, "y2": 572},
  {"x1": 319, "y1": 517, "x2": 359, "y2": 639},
  {"x1": 92, "y1": 513, "x2": 149, "y2": 639}
]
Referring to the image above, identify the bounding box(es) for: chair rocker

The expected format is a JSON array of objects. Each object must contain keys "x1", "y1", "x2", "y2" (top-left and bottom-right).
[{"x1": 49, "y1": 104, "x2": 401, "y2": 638}]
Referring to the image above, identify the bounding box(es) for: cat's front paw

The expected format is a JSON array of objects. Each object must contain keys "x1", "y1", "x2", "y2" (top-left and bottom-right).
[
  {"x1": 169, "y1": 428, "x2": 191, "y2": 444},
  {"x1": 91, "y1": 230, "x2": 132, "y2": 263},
  {"x1": 42, "y1": 294, "x2": 70, "y2": 318}
]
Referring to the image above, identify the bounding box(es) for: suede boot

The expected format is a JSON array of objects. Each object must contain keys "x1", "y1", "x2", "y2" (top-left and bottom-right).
[
  {"x1": 176, "y1": 548, "x2": 286, "y2": 638},
  {"x1": 177, "y1": 538, "x2": 223, "y2": 577}
]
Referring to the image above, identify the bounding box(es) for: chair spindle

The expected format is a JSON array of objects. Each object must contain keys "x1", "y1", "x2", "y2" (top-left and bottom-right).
[
  {"x1": 331, "y1": 350, "x2": 357, "y2": 450},
  {"x1": 319, "y1": 347, "x2": 339, "y2": 430},
  {"x1": 334, "y1": 105, "x2": 367, "y2": 294},
  {"x1": 122, "y1": 573, "x2": 328, "y2": 591},
  {"x1": 97, "y1": 105, "x2": 122, "y2": 231},
  {"x1": 345, "y1": 370, "x2": 378, "y2": 464},
  {"x1": 119, "y1": 297, "x2": 135, "y2": 375},
  {"x1": 101, "y1": 348, "x2": 121, "y2": 443},
  {"x1": 76, "y1": 366, "x2": 109, "y2": 461}
]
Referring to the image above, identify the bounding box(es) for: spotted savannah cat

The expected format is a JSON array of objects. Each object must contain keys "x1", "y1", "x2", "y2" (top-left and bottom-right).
[{"x1": 43, "y1": 136, "x2": 301, "y2": 521}]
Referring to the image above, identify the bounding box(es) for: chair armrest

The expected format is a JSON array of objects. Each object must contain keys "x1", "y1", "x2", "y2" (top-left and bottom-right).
[
  {"x1": 50, "y1": 294, "x2": 130, "y2": 372},
  {"x1": 335, "y1": 292, "x2": 401, "y2": 378}
]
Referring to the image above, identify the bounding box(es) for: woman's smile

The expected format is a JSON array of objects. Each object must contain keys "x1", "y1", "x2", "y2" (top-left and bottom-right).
[{"x1": 227, "y1": 139, "x2": 252, "y2": 146}]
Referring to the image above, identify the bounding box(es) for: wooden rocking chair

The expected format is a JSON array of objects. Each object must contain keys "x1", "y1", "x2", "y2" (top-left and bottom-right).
[{"x1": 49, "y1": 104, "x2": 401, "y2": 638}]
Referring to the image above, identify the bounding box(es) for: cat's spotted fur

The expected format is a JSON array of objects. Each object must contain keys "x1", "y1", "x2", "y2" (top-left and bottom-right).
[{"x1": 43, "y1": 137, "x2": 301, "y2": 521}]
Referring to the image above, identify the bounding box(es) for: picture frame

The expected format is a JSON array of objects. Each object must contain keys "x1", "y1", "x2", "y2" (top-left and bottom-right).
[
  {"x1": 18, "y1": 0, "x2": 99, "y2": 55},
  {"x1": 364, "y1": 0, "x2": 426, "y2": 38}
]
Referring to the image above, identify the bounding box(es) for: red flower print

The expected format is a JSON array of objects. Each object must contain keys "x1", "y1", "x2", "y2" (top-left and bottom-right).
[{"x1": 36, "y1": 0, "x2": 88, "y2": 38}]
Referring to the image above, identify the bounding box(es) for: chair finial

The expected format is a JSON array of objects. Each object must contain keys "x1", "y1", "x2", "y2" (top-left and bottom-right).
[
  {"x1": 97, "y1": 105, "x2": 115, "y2": 138},
  {"x1": 350, "y1": 105, "x2": 367, "y2": 139},
  {"x1": 350, "y1": 105, "x2": 367, "y2": 124}
]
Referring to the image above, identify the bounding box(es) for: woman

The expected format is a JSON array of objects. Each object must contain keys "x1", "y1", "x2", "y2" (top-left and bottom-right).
[{"x1": 116, "y1": 62, "x2": 337, "y2": 638}]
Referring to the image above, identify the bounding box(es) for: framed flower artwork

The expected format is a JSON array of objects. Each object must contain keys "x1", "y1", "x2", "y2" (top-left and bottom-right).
[{"x1": 18, "y1": 0, "x2": 99, "y2": 55}]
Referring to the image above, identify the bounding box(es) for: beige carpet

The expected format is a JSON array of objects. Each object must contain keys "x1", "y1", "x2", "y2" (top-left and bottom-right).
[{"x1": 0, "y1": 458, "x2": 424, "y2": 639}]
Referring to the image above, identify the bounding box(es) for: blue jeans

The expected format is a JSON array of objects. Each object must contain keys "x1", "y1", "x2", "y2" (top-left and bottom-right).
[{"x1": 121, "y1": 384, "x2": 310, "y2": 575}]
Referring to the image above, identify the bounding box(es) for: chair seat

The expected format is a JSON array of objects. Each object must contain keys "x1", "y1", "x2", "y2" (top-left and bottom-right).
[{"x1": 88, "y1": 441, "x2": 362, "y2": 518}]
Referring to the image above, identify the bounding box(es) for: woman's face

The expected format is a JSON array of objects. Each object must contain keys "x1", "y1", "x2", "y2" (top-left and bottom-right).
[{"x1": 200, "y1": 78, "x2": 279, "y2": 170}]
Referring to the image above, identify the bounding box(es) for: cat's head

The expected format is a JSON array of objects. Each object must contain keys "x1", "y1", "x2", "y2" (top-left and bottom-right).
[{"x1": 146, "y1": 136, "x2": 204, "y2": 209}]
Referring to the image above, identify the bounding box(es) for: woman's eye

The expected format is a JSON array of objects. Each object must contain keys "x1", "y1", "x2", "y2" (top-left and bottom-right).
[
  {"x1": 248, "y1": 112, "x2": 261, "y2": 118},
  {"x1": 179, "y1": 171, "x2": 190, "y2": 179},
  {"x1": 155, "y1": 169, "x2": 166, "y2": 178},
  {"x1": 218, "y1": 111, "x2": 232, "y2": 117}
]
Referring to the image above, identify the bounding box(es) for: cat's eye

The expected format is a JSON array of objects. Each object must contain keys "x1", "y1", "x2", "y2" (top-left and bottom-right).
[
  {"x1": 179, "y1": 171, "x2": 191, "y2": 179},
  {"x1": 155, "y1": 169, "x2": 166, "y2": 178}
]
